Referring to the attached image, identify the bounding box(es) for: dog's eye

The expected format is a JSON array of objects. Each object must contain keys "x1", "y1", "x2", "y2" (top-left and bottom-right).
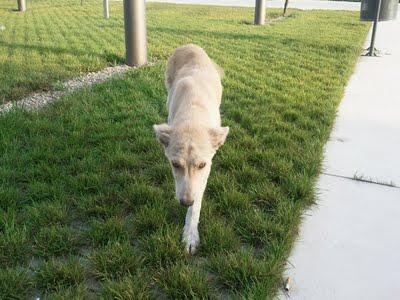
[
  {"x1": 198, "y1": 162, "x2": 206, "y2": 169},
  {"x1": 172, "y1": 161, "x2": 181, "y2": 169}
]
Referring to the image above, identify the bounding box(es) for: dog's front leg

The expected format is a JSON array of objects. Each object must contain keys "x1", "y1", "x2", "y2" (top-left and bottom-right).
[{"x1": 182, "y1": 199, "x2": 202, "y2": 254}]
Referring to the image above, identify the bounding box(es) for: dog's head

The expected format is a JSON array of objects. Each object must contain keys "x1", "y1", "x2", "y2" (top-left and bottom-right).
[{"x1": 153, "y1": 124, "x2": 229, "y2": 206}]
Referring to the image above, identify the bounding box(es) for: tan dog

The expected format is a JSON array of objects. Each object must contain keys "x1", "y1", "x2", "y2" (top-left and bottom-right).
[{"x1": 154, "y1": 44, "x2": 229, "y2": 253}]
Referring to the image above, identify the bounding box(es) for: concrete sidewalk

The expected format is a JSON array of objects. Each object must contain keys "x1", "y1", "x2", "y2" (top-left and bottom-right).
[
  {"x1": 149, "y1": 0, "x2": 361, "y2": 11},
  {"x1": 282, "y1": 14, "x2": 400, "y2": 300}
]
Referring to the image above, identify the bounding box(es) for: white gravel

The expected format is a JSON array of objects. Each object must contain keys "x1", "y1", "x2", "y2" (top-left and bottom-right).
[{"x1": 0, "y1": 64, "x2": 132, "y2": 115}]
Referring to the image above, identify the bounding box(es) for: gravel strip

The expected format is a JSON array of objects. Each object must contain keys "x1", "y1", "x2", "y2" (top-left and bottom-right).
[{"x1": 0, "y1": 64, "x2": 133, "y2": 115}]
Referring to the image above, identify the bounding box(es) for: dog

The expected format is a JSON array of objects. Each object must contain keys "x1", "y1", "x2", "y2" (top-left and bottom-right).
[{"x1": 153, "y1": 44, "x2": 229, "y2": 253}]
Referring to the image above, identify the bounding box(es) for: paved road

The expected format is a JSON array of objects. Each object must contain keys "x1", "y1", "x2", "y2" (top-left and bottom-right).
[
  {"x1": 282, "y1": 13, "x2": 400, "y2": 300},
  {"x1": 149, "y1": 0, "x2": 361, "y2": 11}
]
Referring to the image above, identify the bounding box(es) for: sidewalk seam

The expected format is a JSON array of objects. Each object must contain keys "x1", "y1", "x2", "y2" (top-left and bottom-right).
[{"x1": 322, "y1": 172, "x2": 399, "y2": 189}]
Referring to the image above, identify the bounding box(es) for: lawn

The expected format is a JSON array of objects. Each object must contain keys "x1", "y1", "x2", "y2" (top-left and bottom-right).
[{"x1": 0, "y1": 0, "x2": 369, "y2": 298}]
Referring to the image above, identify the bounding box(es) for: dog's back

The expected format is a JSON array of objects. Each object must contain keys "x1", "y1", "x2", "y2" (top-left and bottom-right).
[
  {"x1": 165, "y1": 44, "x2": 223, "y2": 127},
  {"x1": 165, "y1": 44, "x2": 223, "y2": 92}
]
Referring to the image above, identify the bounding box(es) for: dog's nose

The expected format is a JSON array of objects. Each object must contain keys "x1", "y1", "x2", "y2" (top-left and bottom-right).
[{"x1": 180, "y1": 198, "x2": 194, "y2": 207}]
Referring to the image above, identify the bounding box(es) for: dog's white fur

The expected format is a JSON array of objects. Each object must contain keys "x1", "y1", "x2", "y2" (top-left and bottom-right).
[{"x1": 153, "y1": 44, "x2": 229, "y2": 253}]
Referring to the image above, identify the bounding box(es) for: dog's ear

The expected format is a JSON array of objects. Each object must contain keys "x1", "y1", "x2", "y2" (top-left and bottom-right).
[
  {"x1": 153, "y1": 123, "x2": 172, "y2": 147},
  {"x1": 209, "y1": 126, "x2": 229, "y2": 149}
]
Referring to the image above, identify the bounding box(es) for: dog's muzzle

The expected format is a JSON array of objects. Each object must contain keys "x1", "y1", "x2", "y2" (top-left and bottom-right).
[{"x1": 179, "y1": 198, "x2": 194, "y2": 207}]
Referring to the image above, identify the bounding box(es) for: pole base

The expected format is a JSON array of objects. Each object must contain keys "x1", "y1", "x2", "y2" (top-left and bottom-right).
[
  {"x1": 123, "y1": 0, "x2": 148, "y2": 67},
  {"x1": 363, "y1": 47, "x2": 381, "y2": 57}
]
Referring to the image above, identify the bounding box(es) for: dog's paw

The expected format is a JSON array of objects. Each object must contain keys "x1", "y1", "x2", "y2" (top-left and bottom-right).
[{"x1": 182, "y1": 229, "x2": 200, "y2": 254}]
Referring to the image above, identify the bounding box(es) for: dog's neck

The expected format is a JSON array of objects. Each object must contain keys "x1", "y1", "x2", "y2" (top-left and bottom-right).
[{"x1": 168, "y1": 96, "x2": 221, "y2": 128}]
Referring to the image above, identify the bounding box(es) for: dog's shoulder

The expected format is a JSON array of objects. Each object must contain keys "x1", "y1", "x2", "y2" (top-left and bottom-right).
[{"x1": 166, "y1": 44, "x2": 210, "y2": 89}]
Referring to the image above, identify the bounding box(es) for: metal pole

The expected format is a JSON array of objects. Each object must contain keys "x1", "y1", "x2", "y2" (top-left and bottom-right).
[
  {"x1": 123, "y1": 0, "x2": 148, "y2": 66},
  {"x1": 368, "y1": 0, "x2": 382, "y2": 56},
  {"x1": 283, "y1": 0, "x2": 289, "y2": 16},
  {"x1": 254, "y1": 0, "x2": 266, "y2": 25},
  {"x1": 17, "y1": 0, "x2": 26, "y2": 12},
  {"x1": 103, "y1": 0, "x2": 109, "y2": 19}
]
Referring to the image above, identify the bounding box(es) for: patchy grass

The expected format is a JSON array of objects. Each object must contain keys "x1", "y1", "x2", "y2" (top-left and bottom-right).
[
  {"x1": 0, "y1": 213, "x2": 30, "y2": 267},
  {"x1": 209, "y1": 249, "x2": 279, "y2": 293},
  {"x1": 0, "y1": 267, "x2": 34, "y2": 299},
  {"x1": 34, "y1": 226, "x2": 82, "y2": 259},
  {"x1": 155, "y1": 262, "x2": 215, "y2": 299},
  {"x1": 0, "y1": 0, "x2": 369, "y2": 298},
  {"x1": 35, "y1": 258, "x2": 86, "y2": 293},
  {"x1": 1, "y1": 0, "x2": 285, "y2": 104},
  {"x1": 89, "y1": 242, "x2": 143, "y2": 281},
  {"x1": 101, "y1": 276, "x2": 150, "y2": 299}
]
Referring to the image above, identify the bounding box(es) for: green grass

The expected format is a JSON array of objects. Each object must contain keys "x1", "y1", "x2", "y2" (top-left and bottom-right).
[
  {"x1": 35, "y1": 257, "x2": 86, "y2": 293},
  {"x1": 0, "y1": 0, "x2": 369, "y2": 298},
  {"x1": 0, "y1": 267, "x2": 33, "y2": 299}
]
